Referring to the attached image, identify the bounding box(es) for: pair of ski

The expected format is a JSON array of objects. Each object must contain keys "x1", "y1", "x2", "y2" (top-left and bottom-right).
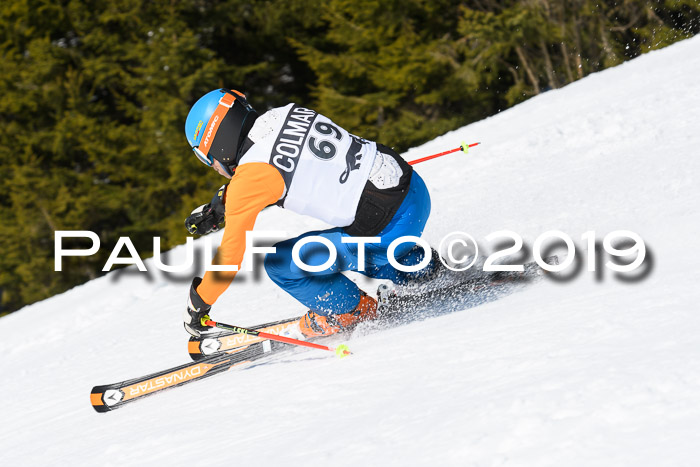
[
  {"x1": 90, "y1": 318, "x2": 298, "y2": 412},
  {"x1": 90, "y1": 257, "x2": 557, "y2": 412}
]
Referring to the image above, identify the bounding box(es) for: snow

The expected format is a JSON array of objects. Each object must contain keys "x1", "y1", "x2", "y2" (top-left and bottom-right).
[{"x1": 3, "y1": 36, "x2": 700, "y2": 466}]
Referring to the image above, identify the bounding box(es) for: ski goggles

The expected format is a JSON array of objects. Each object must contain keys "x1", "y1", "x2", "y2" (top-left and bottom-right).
[
  {"x1": 193, "y1": 146, "x2": 214, "y2": 167},
  {"x1": 192, "y1": 91, "x2": 241, "y2": 167}
]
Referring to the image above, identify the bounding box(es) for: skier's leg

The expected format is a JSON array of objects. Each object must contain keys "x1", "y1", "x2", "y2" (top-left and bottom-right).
[
  {"x1": 265, "y1": 228, "x2": 380, "y2": 337},
  {"x1": 362, "y1": 172, "x2": 436, "y2": 284},
  {"x1": 264, "y1": 228, "x2": 362, "y2": 316}
]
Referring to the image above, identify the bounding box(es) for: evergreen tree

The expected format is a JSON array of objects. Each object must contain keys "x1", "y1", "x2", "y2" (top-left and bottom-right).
[
  {"x1": 291, "y1": 0, "x2": 486, "y2": 152},
  {"x1": 0, "y1": 0, "x2": 321, "y2": 313},
  {"x1": 1, "y1": 0, "x2": 698, "y2": 315}
]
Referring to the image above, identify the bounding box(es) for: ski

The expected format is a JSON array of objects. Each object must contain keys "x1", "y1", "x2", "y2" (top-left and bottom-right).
[
  {"x1": 188, "y1": 317, "x2": 301, "y2": 361},
  {"x1": 377, "y1": 256, "x2": 557, "y2": 324},
  {"x1": 90, "y1": 339, "x2": 287, "y2": 413}
]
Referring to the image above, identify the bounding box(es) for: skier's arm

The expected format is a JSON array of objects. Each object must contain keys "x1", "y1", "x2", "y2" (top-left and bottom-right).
[{"x1": 196, "y1": 163, "x2": 285, "y2": 304}]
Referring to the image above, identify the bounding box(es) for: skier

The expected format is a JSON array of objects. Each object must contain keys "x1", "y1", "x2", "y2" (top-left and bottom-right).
[{"x1": 183, "y1": 88, "x2": 434, "y2": 338}]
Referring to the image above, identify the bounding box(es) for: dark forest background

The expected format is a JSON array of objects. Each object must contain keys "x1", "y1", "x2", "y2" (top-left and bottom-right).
[{"x1": 1, "y1": 0, "x2": 698, "y2": 314}]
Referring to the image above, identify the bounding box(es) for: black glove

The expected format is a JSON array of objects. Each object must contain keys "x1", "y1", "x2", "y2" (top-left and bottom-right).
[
  {"x1": 183, "y1": 277, "x2": 213, "y2": 337},
  {"x1": 185, "y1": 184, "x2": 227, "y2": 235}
]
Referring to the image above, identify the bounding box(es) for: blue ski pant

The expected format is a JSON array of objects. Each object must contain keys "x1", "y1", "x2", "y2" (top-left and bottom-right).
[{"x1": 264, "y1": 172, "x2": 432, "y2": 316}]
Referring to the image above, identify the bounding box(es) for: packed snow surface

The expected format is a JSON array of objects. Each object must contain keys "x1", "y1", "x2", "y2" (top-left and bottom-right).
[{"x1": 2, "y1": 36, "x2": 700, "y2": 466}]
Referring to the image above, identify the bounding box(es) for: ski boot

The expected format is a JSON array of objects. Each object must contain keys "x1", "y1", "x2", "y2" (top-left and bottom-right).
[{"x1": 297, "y1": 292, "x2": 378, "y2": 338}]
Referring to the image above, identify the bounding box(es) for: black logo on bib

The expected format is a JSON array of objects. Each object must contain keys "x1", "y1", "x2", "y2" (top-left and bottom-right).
[{"x1": 339, "y1": 136, "x2": 365, "y2": 184}]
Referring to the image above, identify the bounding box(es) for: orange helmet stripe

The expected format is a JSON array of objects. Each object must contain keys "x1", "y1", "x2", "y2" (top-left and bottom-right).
[{"x1": 199, "y1": 92, "x2": 237, "y2": 157}]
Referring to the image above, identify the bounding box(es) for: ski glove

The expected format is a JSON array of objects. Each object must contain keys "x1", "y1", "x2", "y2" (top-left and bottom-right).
[
  {"x1": 184, "y1": 277, "x2": 213, "y2": 337},
  {"x1": 185, "y1": 184, "x2": 227, "y2": 235}
]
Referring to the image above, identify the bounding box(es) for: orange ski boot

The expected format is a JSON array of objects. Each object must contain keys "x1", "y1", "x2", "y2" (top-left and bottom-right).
[{"x1": 299, "y1": 293, "x2": 378, "y2": 338}]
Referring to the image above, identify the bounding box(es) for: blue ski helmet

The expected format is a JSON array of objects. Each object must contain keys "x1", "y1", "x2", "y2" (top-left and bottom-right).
[{"x1": 185, "y1": 89, "x2": 257, "y2": 176}]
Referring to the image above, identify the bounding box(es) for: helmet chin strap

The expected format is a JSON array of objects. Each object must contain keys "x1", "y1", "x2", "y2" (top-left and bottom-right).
[{"x1": 222, "y1": 164, "x2": 235, "y2": 177}]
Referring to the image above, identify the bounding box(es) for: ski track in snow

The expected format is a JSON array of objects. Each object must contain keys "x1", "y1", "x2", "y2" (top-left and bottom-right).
[{"x1": 2, "y1": 36, "x2": 700, "y2": 467}]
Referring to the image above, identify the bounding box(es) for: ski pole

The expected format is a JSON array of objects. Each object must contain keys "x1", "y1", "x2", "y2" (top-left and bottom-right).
[
  {"x1": 407, "y1": 141, "x2": 480, "y2": 166},
  {"x1": 203, "y1": 319, "x2": 352, "y2": 358}
]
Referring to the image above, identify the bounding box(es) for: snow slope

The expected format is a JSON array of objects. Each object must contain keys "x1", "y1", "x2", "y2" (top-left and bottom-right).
[{"x1": 2, "y1": 36, "x2": 700, "y2": 467}]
